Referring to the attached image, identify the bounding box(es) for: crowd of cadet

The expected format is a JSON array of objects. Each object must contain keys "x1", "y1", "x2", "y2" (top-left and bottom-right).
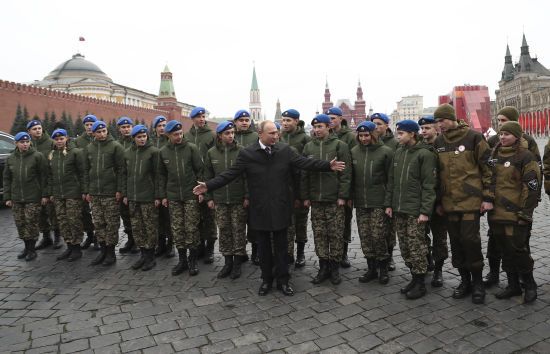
[{"x1": 3, "y1": 102, "x2": 547, "y2": 303}]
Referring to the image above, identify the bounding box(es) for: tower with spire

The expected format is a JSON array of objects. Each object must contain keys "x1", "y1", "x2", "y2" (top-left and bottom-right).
[
  {"x1": 274, "y1": 99, "x2": 282, "y2": 123},
  {"x1": 249, "y1": 64, "x2": 262, "y2": 122},
  {"x1": 501, "y1": 44, "x2": 515, "y2": 82},
  {"x1": 354, "y1": 79, "x2": 367, "y2": 123},
  {"x1": 155, "y1": 64, "x2": 182, "y2": 119},
  {"x1": 322, "y1": 78, "x2": 333, "y2": 113}
]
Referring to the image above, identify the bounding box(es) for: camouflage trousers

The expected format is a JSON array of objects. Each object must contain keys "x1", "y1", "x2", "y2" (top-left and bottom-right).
[
  {"x1": 129, "y1": 201, "x2": 159, "y2": 249},
  {"x1": 169, "y1": 200, "x2": 200, "y2": 249},
  {"x1": 356, "y1": 208, "x2": 390, "y2": 261},
  {"x1": 215, "y1": 203, "x2": 247, "y2": 256},
  {"x1": 394, "y1": 213, "x2": 428, "y2": 275},
  {"x1": 81, "y1": 201, "x2": 94, "y2": 233},
  {"x1": 489, "y1": 222, "x2": 533, "y2": 273},
  {"x1": 199, "y1": 202, "x2": 217, "y2": 242},
  {"x1": 91, "y1": 196, "x2": 120, "y2": 246},
  {"x1": 287, "y1": 206, "x2": 309, "y2": 256},
  {"x1": 425, "y1": 211, "x2": 449, "y2": 262},
  {"x1": 53, "y1": 198, "x2": 84, "y2": 245},
  {"x1": 12, "y1": 202, "x2": 41, "y2": 241},
  {"x1": 447, "y1": 212, "x2": 484, "y2": 272},
  {"x1": 387, "y1": 217, "x2": 396, "y2": 250},
  {"x1": 311, "y1": 202, "x2": 345, "y2": 261},
  {"x1": 119, "y1": 202, "x2": 132, "y2": 234},
  {"x1": 39, "y1": 202, "x2": 58, "y2": 233}
]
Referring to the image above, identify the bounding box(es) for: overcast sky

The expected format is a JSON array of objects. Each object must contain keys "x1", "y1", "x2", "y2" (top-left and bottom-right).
[{"x1": 2, "y1": 0, "x2": 549, "y2": 120}]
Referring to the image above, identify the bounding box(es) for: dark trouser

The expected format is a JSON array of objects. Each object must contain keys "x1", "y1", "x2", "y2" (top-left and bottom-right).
[
  {"x1": 257, "y1": 228, "x2": 289, "y2": 284},
  {"x1": 199, "y1": 202, "x2": 217, "y2": 242},
  {"x1": 343, "y1": 204, "x2": 353, "y2": 243},
  {"x1": 120, "y1": 203, "x2": 132, "y2": 234},
  {"x1": 158, "y1": 204, "x2": 171, "y2": 240},
  {"x1": 39, "y1": 203, "x2": 57, "y2": 233},
  {"x1": 429, "y1": 211, "x2": 449, "y2": 262},
  {"x1": 490, "y1": 222, "x2": 534, "y2": 273},
  {"x1": 447, "y1": 212, "x2": 484, "y2": 272},
  {"x1": 82, "y1": 201, "x2": 94, "y2": 234}
]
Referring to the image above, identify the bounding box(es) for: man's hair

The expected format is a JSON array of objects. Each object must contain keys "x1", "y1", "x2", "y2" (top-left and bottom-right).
[{"x1": 258, "y1": 120, "x2": 275, "y2": 133}]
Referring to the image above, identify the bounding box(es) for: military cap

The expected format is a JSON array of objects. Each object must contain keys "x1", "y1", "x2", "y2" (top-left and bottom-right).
[
  {"x1": 370, "y1": 113, "x2": 390, "y2": 124},
  {"x1": 117, "y1": 117, "x2": 133, "y2": 126},
  {"x1": 14, "y1": 132, "x2": 31, "y2": 142},
  {"x1": 275, "y1": 122, "x2": 281, "y2": 130},
  {"x1": 92, "y1": 121, "x2": 107, "y2": 132},
  {"x1": 434, "y1": 103, "x2": 456, "y2": 121},
  {"x1": 396, "y1": 119, "x2": 420, "y2": 133},
  {"x1": 131, "y1": 124, "x2": 148, "y2": 137},
  {"x1": 500, "y1": 121, "x2": 523, "y2": 138},
  {"x1": 83, "y1": 114, "x2": 98, "y2": 124},
  {"x1": 326, "y1": 107, "x2": 343, "y2": 116},
  {"x1": 497, "y1": 106, "x2": 519, "y2": 122},
  {"x1": 153, "y1": 115, "x2": 167, "y2": 128},
  {"x1": 26, "y1": 120, "x2": 42, "y2": 130},
  {"x1": 216, "y1": 121, "x2": 234, "y2": 134},
  {"x1": 190, "y1": 107, "x2": 206, "y2": 118},
  {"x1": 51, "y1": 129, "x2": 68, "y2": 139},
  {"x1": 282, "y1": 109, "x2": 300, "y2": 119},
  {"x1": 311, "y1": 114, "x2": 331, "y2": 125},
  {"x1": 165, "y1": 120, "x2": 183, "y2": 133},
  {"x1": 356, "y1": 121, "x2": 376, "y2": 132},
  {"x1": 234, "y1": 109, "x2": 251, "y2": 120},
  {"x1": 418, "y1": 116, "x2": 436, "y2": 126}
]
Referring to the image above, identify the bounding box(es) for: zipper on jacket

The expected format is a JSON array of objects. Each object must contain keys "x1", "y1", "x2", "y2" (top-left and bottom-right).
[
  {"x1": 225, "y1": 147, "x2": 229, "y2": 203},
  {"x1": 96, "y1": 143, "x2": 101, "y2": 193},
  {"x1": 175, "y1": 147, "x2": 183, "y2": 200},
  {"x1": 319, "y1": 140, "x2": 323, "y2": 200},
  {"x1": 397, "y1": 150, "x2": 408, "y2": 212},
  {"x1": 58, "y1": 152, "x2": 64, "y2": 198},
  {"x1": 18, "y1": 154, "x2": 24, "y2": 200},
  {"x1": 134, "y1": 148, "x2": 139, "y2": 200},
  {"x1": 363, "y1": 149, "x2": 368, "y2": 207}
]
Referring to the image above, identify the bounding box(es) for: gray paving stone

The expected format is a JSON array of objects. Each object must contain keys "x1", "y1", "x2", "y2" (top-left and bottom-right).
[
  {"x1": 232, "y1": 332, "x2": 266, "y2": 347},
  {"x1": 171, "y1": 335, "x2": 209, "y2": 351},
  {"x1": 90, "y1": 333, "x2": 121, "y2": 349},
  {"x1": 61, "y1": 327, "x2": 99, "y2": 343},
  {"x1": 120, "y1": 336, "x2": 156, "y2": 352},
  {"x1": 60, "y1": 338, "x2": 89, "y2": 354},
  {"x1": 284, "y1": 341, "x2": 321, "y2": 354}
]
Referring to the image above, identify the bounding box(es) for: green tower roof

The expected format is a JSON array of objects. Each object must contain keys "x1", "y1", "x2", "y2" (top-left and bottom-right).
[{"x1": 251, "y1": 66, "x2": 259, "y2": 91}]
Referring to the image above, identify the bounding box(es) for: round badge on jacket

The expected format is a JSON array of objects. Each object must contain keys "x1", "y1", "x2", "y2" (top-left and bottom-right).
[{"x1": 504, "y1": 161, "x2": 511, "y2": 168}]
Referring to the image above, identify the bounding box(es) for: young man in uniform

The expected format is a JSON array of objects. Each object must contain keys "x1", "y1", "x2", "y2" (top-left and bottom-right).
[
  {"x1": 433, "y1": 103, "x2": 494, "y2": 304},
  {"x1": 185, "y1": 107, "x2": 217, "y2": 264}
]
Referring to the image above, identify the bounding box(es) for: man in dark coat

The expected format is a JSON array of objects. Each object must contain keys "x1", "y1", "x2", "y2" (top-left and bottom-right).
[{"x1": 194, "y1": 121, "x2": 345, "y2": 296}]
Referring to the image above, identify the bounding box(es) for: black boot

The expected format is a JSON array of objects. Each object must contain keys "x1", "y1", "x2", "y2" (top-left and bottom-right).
[
  {"x1": 56, "y1": 244, "x2": 72, "y2": 260},
  {"x1": 287, "y1": 254, "x2": 295, "y2": 265},
  {"x1": 81, "y1": 231, "x2": 93, "y2": 250},
  {"x1": 230, "y1": 256, "x2": 243, "y2": 279},
  {"x1": 188, "y1": 248, "x2": 199, "y2": 276},
  {"x1": 25, "y1": 239, "x2": 37, "y2": 261},
  {"x1": 197, "y1": 240, "x2": 206, "y2": 259},
  {"x1": 330, "y1": 260, "x2": 342, "y2": 285},
  {"x1": 378, "y1": 259, "x2": 390, "y2": 285},
  {"x1": 340, "y1": 243, "x2": 351, "y2": 268},
  {"x1": 471, "y1": 271, "x2": 486, "y2": 304},
  {"x1": 90, "y1": 242, "x2": 107, "y2": 265},
  {"x1": 141, "y1": 249, "x2": 156, "y2": 271},
  {"x1": 132, "y1": 248, "x2": 146, "y2": 270},
  {"x1": 35, "y1": 231, "x2": 53, "y2": 250},
  {"x1": 312, "y1": 259, "x2": 330, "y2": 284},
  {"x1": 359, "y1": 258, "x2": 378, "y2": 283},
  {"x1": 172, "y1": 248, "x2": 188, "y2": 275},
  {"x1": 295, "y1": 242, "x2": 306, "y2": 268},
  {"x1": 388, "y1": 246, "x2": 396, "y2": 271},
  {"x1": 431, "y1": 260, "x2": 444, "y2": 287},
  {"x1": 53, "y1": 229, "x2": 63, "y2": 249},
  {"x1": 17, "y1": 240, "x2": 28, "y2": 260},
  {"x1": 91, "y1": 233, "x2": 100, "y2": 251},
  {"x1": 217, "y1": 255, "x2": 233, "y2": 278},
  {"x1": 102, "y1": 245, "x2": 117, "y2": 266},
  {"x1": 453, "y1": 268, "x2": 472, "y2": 299},
  {"x1": 426, "y1": 247, "x2": 434, "y2": 272},
  {"x1": 251, "y1": 243, "x2": 260, "y2": 266},
  {"x1": 67, "y1": 244, "x2": 82, "y2": 262},
  {"x1": 400, "y1": 271, "x2": 415, "y2": 294},
  {"x1": 495, "y1": 272, "x2": 522, "y2": 299},
  {"x1": 204, "y1": 240, "x2": 215, "y2": 264},
  {"x1": 523, "y1": 272, "x2": 537, "y2": 304},
  {"x1": 155, "y1": 236, "x2": 167, "y2": 257},
  {"x1": 483, "y1": 258, "x2": 500, "y2": 287},
  {"x1": 406, "y1": 274, "x2": 427, "y2": 300},
  {"x1": 119, "y1": 233, "x2": 137, "y2": 254},
  {"x1": 164, "y1": 234, "x2": 175, "y2": 258}
]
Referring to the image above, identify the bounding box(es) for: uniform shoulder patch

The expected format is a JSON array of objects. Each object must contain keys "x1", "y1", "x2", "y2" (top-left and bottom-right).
[
  {"x1": 436, "y1": 147, "x2": 446, "y2": 153},
  {"x1": 528, "y1": 179, "x2": 538, "y2": 191},
  {"x1": 163, "y1": 160, "x2": 170, "y2": 164}
]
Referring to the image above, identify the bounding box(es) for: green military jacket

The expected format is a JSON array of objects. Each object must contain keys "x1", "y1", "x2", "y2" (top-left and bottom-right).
[
  {"x1": 488, "y1": 144, "x2": 540, "y2": 223},
  {"x1": 350, "y1": 141, "x2": 393, "y2": 209},
  {"x1": 301, "y1": 134, "x2": 351, "y2": 202},
  {"x1": 204, "y1": 141, "x2": 246, "y2": 204},
  {"x1": 388, "y1": 141, "x2": 437, "y2": 217},
  {"x1": 280, "y1": 125, "x2": 311, "y2": 153},
  {"x1": 433, "y1": 124, "x2": 494, "y2": 213},
  {"x1": 184, "y1": 125, "x2": 215, "y2": 161},
  {"x1": 334, "y1": 126, "x2": 357, "y2": 149},
  {"x1": 47, "y1": 146, "x2": 85, "y2": 199},
  {"x1": 118, "y1": 135, "x2": 133, "y2": 150},
  {"x1": 74, "y1": 134, "x2": 94, "y2": 149},
  {"x1": 32, "y1": 134, "x2": 54, "y2": 156},
  {"x1": 3, "y1": 147, "x2": 48, "y2": 202},
  {"x1": 151, "y1": 134, "x2": 169, "y2": 149},
  {"x1": 381, "y1": 130, "x2": 399, "y2": 151},
  {"x1": 84, "y1": 135, "x2": 125, "y2": 196},
  {"x1": 158, "y1": 139, "x2": 203, "y2": 201},
  {"x1": 122, "y1": 141, "x2": 160, "y2": 202},
  {"x1": 488, "y1": 133, "x2": 540, "y2": 160},
  {"x1": 235, "y1": 128, "x2": 258, "y2": 147}
]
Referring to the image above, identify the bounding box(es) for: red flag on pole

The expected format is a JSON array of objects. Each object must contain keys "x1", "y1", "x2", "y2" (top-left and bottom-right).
[{"x1": 79, "y1": 36, "x2": 85, "y2": 41}]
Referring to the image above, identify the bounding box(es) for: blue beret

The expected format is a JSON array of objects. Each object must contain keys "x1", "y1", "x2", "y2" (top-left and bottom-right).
[
  {"x1": 131, "y1": 124, "x2": 148, "y2": 137},
  {"x1": 282, "y1": 109, "x2": 300, "y2": 119},
  {"x1": 92, "y1": 121, "x2": 107, "y2": 132},
  {"x1": 117, "y1": 117, "x2": 133, "y2": 126},
  {"x1": 418, "y1": 116, "x2": 436, "y2": 126},
  {"x1": 15, "y1": 132, "x2": 31, "y2": 142},
  {"x1": 274, "y1": 122, "x2": 281, "y2": 130},
  {"x1": 370, "y1": 113, "x2": 390, "y2": 124},
  {"x1": 153, "y1": 115, "x2": 167, "y2": 128},
  {"x1": 234, "y1": 110, "x2": 251, "y2": 120},
  {"x1": 216, "y1": 121, "x2": 235, "y2": 134},
  {"x1": 165, "y1": 120, "x2": 183, "y2": 134},
  {"x1": 356, "y1": 121, "x2": 376, "y2": 133},
  {"x1": 326, "y1": 107, "x2": 343, "y2": 116},
  {"x1": 26, "y1": 120, "x2": 42, "y2": 130},
  {"x1": 190, "y1": 107, "x2": 206, "y2": 118},
  {"x1": 83, "y1": 114, "x2": 97, "y2": 124},
  {"x1": 311, "y1": 114, "x2": 331, "y2": 125},
  {"x1": 51, "y1": 129, "x2": 68, "y2": 139},
  {"x1": 396, "y1": 119, "x2": 420, "y2": 133}
]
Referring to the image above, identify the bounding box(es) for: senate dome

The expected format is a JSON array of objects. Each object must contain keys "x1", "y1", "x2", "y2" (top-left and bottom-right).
[{"x1": 42, "y1": 53, "x2": 112, "y2": 83}]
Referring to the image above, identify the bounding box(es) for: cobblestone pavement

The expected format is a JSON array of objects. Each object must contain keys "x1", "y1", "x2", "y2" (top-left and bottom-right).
[{"x1": 1, "y1": 140, "x2": 550, "y2": 354}]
